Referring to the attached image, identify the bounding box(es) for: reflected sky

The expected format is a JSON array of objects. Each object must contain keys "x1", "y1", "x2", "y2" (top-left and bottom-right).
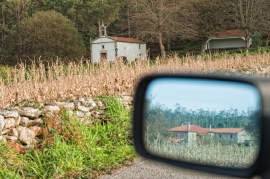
[{"x1": 146, "y1": 78, "x2": 261, "y2": 112}]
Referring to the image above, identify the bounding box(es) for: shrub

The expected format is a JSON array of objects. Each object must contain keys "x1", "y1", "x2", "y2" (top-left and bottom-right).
[
  {"x1": 1, "y1": 11, "x2": 86, "y2": 65},
  {"x1": 252, "y1": 31, "x2": 263, "y2": 48}
]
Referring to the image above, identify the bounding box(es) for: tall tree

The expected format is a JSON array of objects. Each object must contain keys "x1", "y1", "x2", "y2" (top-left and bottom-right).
[
  {"x1": 193, "y1": 0, "x2": 234, "y2": 38},
  {"x1": 226, "y1": 0, "x2": 268, "y2": 31},
  {"x1": 107, "y1": 0, "x2": 131, "y2": 37},
  {"x1": 129, "y1": 0, "x2": 199, "y2": 58},
  {"x1": 260, "y1": 2, "x2": 270, "y2": 46},
  {"x1": 0, "y1": 0, "x2": 30, "y2": 51}
]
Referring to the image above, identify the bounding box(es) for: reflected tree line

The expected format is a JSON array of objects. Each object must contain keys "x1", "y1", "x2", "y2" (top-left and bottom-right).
[{"x1": 144, "y1": 100, "x2": 260, "y2": 142}]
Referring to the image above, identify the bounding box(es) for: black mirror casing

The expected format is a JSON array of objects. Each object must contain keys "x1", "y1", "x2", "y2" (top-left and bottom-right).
[{"x1": 133, "y1": 73, "x2": 270, "y2": 178}]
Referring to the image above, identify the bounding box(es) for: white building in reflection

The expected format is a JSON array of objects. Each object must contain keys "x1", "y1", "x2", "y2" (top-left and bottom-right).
[{"x1": 169, "y1": 123, "x2": 252, "y2": 145}]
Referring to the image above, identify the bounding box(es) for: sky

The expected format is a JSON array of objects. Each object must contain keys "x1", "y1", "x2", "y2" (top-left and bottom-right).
[{"x1": 145, "y1": 78, "x2": 261, "y2": 112}]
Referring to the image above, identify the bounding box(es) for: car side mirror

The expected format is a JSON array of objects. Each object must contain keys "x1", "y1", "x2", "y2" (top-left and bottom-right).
[{"x1": 133, "y1": 74, "x2": 270, "y2": 178}]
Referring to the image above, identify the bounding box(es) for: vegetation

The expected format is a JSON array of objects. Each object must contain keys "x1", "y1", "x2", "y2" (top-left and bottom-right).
[
  {"x1": 146, "y1": 137, "x2": 259, "y2": 168},
  {"x1": 0, "y1": 96, "x2": 136, "y2": 178},
  {"x1": 1, "y1": 0, "x2": 270, "y2": 61},
  {"x1": 1, "y1": 11, "x2": 86, "y2": 65},
  {"x1": 1, "y1": 51, "x2": 270, "y2": 109}
]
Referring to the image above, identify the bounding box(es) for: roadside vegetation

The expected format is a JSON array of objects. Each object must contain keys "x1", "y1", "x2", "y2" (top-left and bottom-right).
[{"x1": 0, "y1": 96, "x2": 136, "y2": 178}]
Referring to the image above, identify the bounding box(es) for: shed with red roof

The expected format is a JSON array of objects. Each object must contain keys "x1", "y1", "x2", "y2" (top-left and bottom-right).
[
  {"x1": 204, "y1": 29, "x2": 252, "y2": 51},
  {"x1": 169, "y1": 123, "x2": 251, "y2": 144}
]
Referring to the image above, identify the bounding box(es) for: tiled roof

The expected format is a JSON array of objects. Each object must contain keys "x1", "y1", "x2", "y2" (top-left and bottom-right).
[
  {"x1": 169, "y1": 125, "x2": 209, "y2": 134},
  {"x1": 209, "y1": 128, "x2": 243, "y2": 134},
  {"x1": 169, "y1": 125, "x2": 243, "y2": 134},
  {"x1": 216, "y1": 29, "x2": 246, "y2": 37},
  {"x1": 112, "y1": 36, "x2": 145, "y2": 44}
]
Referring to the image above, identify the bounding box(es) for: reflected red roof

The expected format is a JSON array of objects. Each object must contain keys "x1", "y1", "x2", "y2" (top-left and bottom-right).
[
  {"x1": 209, "y1": 128, "x2": 242, "y2": 134},
  {"x1": 169, "y1": 125, "x2": 243, "y2": 134},
  {"x1": 169, "y1": 125, "x2": 209, "y2": 134},
  {"x1": 112, "y1": 36, "x2": 145, "y2": 44}
]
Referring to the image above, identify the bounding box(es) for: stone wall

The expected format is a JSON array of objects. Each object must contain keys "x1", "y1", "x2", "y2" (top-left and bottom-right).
[{"x1": 0, "y1": 94, "x2": 133, "y2": 152}]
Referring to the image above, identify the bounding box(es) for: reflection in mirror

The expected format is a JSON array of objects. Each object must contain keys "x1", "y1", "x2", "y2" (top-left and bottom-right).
[{"x1": 143, "y1": 78, "x2": 261, "y2": 168}]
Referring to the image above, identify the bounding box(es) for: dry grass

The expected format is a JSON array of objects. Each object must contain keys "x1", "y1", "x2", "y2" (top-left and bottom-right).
[
  {"x1": 1, "y1": 52, "x2": 270, "y2": 109},
  {"x1": 146, "y1": 139, "x2": 258, "y2": 168}
]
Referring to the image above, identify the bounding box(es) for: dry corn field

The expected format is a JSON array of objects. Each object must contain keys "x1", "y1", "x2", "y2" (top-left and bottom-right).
[
  {"x1": 1, "y1": 52, "x2": 270, "y2": 109},
  {"x1": 146, "y1": 139, "x2": 258, "y2": 168}
]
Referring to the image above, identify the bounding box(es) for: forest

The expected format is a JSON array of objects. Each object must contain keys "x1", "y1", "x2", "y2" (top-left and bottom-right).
[{"x1": 1, "y1": 0, "x2": 270, "y2": 64}]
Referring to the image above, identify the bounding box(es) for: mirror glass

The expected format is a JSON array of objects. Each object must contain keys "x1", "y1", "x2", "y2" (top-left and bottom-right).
[{"x1": 143, "y1": 78, "x2": 261, "y2": 168}]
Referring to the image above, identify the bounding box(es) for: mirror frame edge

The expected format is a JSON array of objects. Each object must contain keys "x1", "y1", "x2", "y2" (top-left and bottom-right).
[{"x1": 133, "y1": 73, "x2": 269, "y2": 178}]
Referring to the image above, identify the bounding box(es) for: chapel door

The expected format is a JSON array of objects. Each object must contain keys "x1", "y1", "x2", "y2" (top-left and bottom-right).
[{"x1": 100, "y1": 53, "x2": 107, "y2": 62}]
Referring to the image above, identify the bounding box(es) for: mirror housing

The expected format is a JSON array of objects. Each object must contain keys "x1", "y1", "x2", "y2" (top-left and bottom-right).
[{"x1": 133, "y1": 74, "x2": 270, "y2": 178}]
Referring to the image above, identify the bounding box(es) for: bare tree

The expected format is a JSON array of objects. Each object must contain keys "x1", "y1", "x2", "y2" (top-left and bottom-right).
[
  {"x1": 260, "y1": 2, "x2": 270, "y2": 46},
  {"x1": 130, "y1": 0, "x2": 198, "y2": 58},
  {"x1": 230, "y1": 0, "x2": 267, "y2": 31},
  {"x1": 193, "y1": 0, "x2": 234, "y2": 37}
]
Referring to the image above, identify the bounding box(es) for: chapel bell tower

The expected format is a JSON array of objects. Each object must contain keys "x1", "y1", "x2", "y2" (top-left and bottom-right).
[{"x1": 99, "y1": 21, "x2": 107, "y2": 37}]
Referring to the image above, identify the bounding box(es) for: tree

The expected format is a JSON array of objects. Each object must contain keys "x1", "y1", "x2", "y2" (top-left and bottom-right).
[
  {"x1": 25, "y1": 0, "x2": 122, "y2": 49},
  {"x1": 225, "y1": 0, "x2": 267, "y2": 31},
  {"x1": 129, "y1": 0, "x2": 199, "y2": 58},
  {"x1": 0, "y1": 0, "x2": 30, "y2": 52},
  {"x1": 260, "y1": 2, "x2": 270, "y2": 46},
  {"x1": 108, "y1": 0, "x2": 132, "y2": 37},
  {"x1": 75, "y1": 0, "x2": 122, "y2": 48},
  {"x1": 245, "y1": 108, "x2": 261, "y2": 142},
  {"x1": 1, "y1": 10, "x2": 86, "y2": 65},
  {"x1": 193, "y1": 0, "x2": 234, "y2": 38}
]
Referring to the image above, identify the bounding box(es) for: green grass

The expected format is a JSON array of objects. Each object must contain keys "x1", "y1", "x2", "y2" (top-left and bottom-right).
[{"x1": 0, "y1": 96, "x2": 137, "y2": 178}]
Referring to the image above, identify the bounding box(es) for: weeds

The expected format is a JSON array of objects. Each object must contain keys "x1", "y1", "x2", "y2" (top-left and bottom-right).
[{"x1": 0, "y1": 96, "x2": 136, "y2": 178}]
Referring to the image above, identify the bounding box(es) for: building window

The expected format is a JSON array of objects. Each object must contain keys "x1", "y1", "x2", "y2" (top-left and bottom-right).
[
  {"x1": 231, "y1": 134, "x2": 233, "y2": 139},
  {"x1": 139, "y1": 44, "x2": 141, "y2": 49},
  {"x1": 220, "y1": 134, "x2": 222, "y2": 138},
  {"x1": 102, "y1": 45, "x2": 105, "y2": 49}
]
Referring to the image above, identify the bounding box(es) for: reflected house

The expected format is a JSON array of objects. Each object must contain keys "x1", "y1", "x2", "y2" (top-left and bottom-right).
[{"x1": 169, "y1": 123, "x2": 251, "y2": 144}]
